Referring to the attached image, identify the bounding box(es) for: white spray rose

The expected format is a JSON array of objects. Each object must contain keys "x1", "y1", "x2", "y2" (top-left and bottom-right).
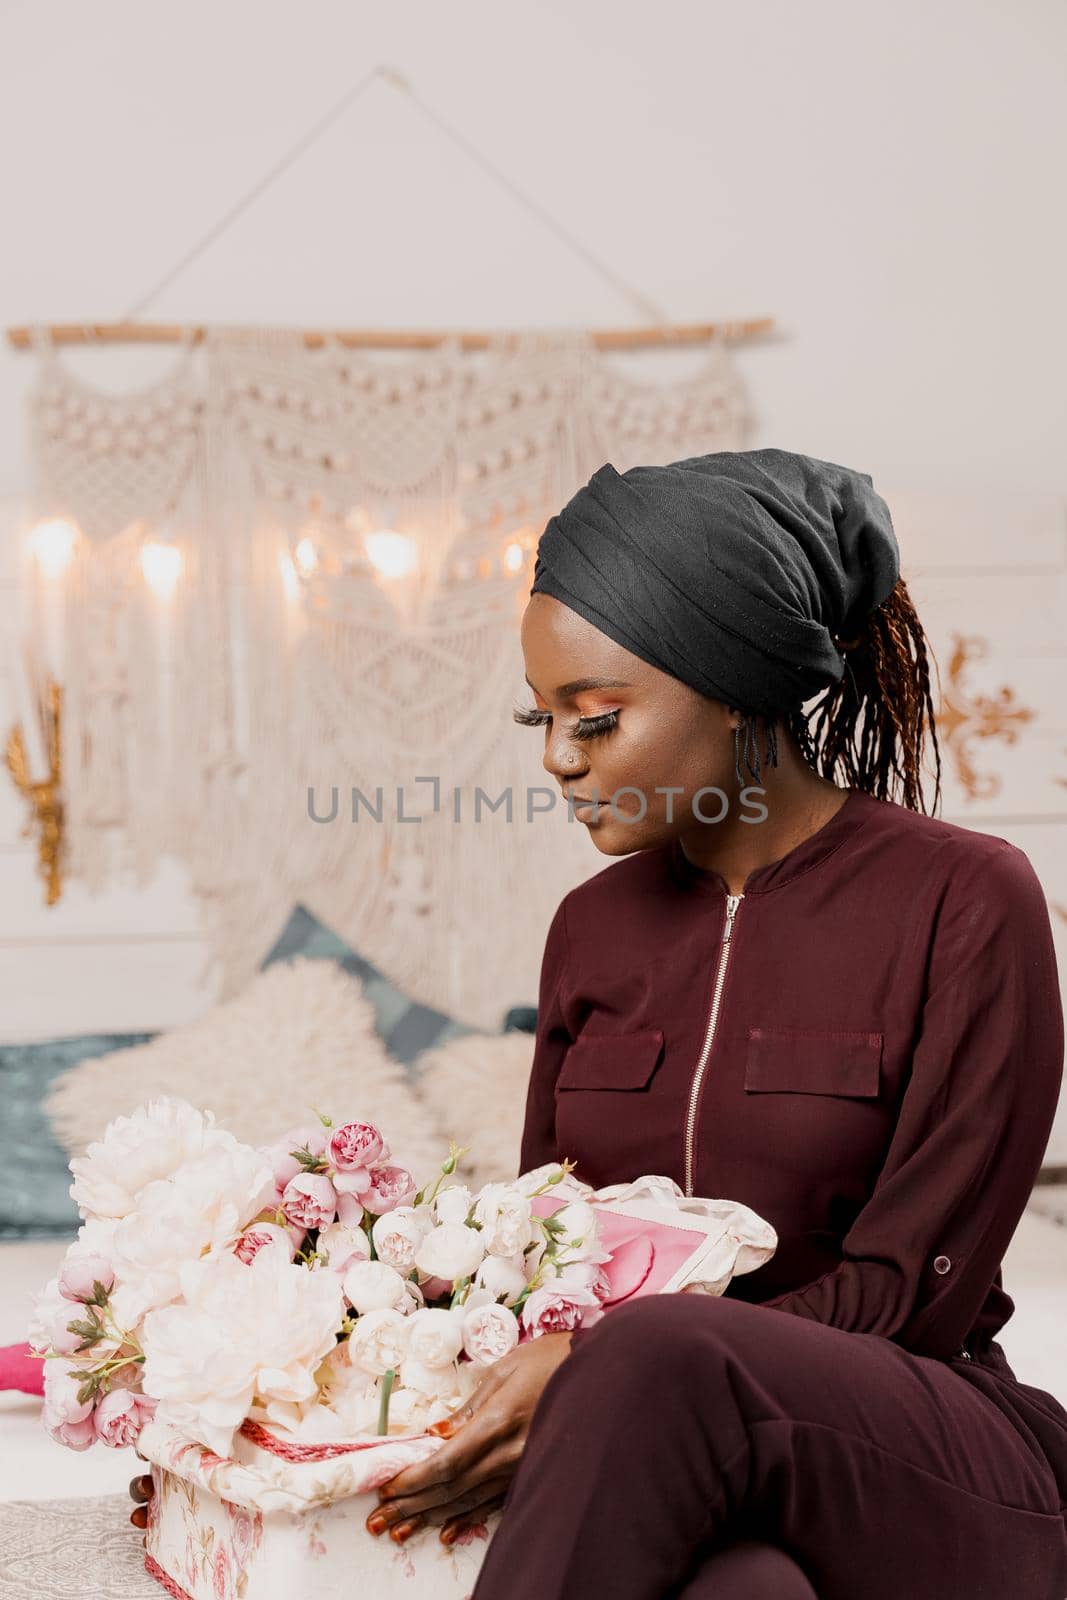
[
  {"x1": 433, "y1": 1186, "x2": 473, "y2": 1225},
  {"x1": 473, "y1": 1184, "x2": 535, "y2": 1257},
  {"x1": 399, "y1": 1357, "x2": 467, "y2": 1400},
  {"x1": 474, "y1": 1254, "x2": 529, "y2": 1307},
  {"x1": 371, "y1": 1207, "x2": 431, "y2": 1271},
  {"x1": 342, "y1": 1259, "x2": 409, "y2": 1315},
  {"x1": 413, "y1": 1222, "x2": 486, "y2": 1283},
  {"x1": 551, "y1": 1201, "x2": 599, "y2": 1252},
  {"x1": 347, "y1": 1308, "x2": 411, "y2": 1376},
  {"x1": 462, "y1": 1302, "x2": 520, "y2": 1365},
  {"x1": 512, "y1": 1165, "x2": 593, "y2": 1203},
  {"x1": 405, "y1": 1308, "x2": 464, "y2": 1368}
]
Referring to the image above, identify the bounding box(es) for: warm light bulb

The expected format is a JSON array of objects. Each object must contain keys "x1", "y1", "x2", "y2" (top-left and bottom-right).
[
  {"x1": 364, "y1": 531, "x2": 418, "y2": 580},
  {"x1": 140, "y1": 541, "x2": 182, "y2": 598},
  {"x1": 294, "y1": 536, "x2": 319, "y2": 574},
  {"x1": 504, "y1": 542, "x2": 525, "y2": 573},
  {"x1": 27, "y1": 517, "x2": 79, "y2": 578},
  {"x1": 278, "y1": 550, "x2": 300, "y2": 602}
]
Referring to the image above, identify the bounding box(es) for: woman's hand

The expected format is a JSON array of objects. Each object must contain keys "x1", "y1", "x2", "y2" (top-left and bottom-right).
[{"x1": 366, "y1": 1330, "x2": 574, "y2": 1547}]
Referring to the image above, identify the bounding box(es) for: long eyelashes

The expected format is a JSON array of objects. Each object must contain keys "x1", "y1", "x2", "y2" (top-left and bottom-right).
[{"x1": 512, "y1": 704, "x2": 620, "y2": 742}]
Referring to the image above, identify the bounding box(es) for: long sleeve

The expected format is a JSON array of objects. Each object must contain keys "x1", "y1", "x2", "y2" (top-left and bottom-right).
[
  {"x1": 758, "y1": 838, "x2": 1064, "y2": 1360},
  {"x1": 517, "y1": 897, "x2": 574, "y2": 1178}
]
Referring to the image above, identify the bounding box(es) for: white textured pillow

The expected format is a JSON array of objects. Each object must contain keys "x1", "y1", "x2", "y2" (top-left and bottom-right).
[
  {"x1": 45, "y1": 957, "x2": 443, "y2": 1181},
  {"x1": 414, "y1": 1029, "x2": 536, "y2": 1189}
]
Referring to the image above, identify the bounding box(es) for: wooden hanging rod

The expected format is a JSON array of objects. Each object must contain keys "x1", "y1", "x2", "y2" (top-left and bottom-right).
[{"x1": 6, "y1": 317, "x2": 775, "y2": 353}]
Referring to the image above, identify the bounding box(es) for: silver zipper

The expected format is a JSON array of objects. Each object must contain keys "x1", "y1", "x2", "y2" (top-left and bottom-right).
[{"x1": 684, "y1": 893, "x2": 743, "y2": 1196}]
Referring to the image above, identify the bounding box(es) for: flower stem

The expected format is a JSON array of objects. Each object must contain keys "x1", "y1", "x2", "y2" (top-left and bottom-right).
[{"x1": 377, "y1": 1369, "x2": 397, "y2": 1436}]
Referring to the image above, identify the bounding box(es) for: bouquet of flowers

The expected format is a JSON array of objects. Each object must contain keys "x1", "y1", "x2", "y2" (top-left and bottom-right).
[
  {"x1": 31, "y1": 1096, "x2": 776, "y2": 1599},
  {"x1": 29, "y1": 1096, "x2": 634, "y2": 1457}
]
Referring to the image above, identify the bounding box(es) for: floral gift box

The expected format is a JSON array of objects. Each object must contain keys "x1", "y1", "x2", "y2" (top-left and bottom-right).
[{"x1": 141, "y1": 1418, "x2": 500, "y2": 1600}]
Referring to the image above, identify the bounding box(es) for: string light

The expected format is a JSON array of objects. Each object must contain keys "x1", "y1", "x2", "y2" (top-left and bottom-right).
[
  {"x1": 503, "y1": 541, "x2": 525, "y2": 573},
  {"x1": 27, "y1": 517, "x2": 79, "y2": 577},
  {"x1": 294, "y1": 536, "x2": 319, "y2": 574},
  {"x1": 140, "y1": 541, "x2": 182, "y2": 599},
  {"x1": 364, "y1": 531, "x2": 418, "y2": 580},
  {"x1": 278, "y1": 550, "x2": 300, "y2": 602}
]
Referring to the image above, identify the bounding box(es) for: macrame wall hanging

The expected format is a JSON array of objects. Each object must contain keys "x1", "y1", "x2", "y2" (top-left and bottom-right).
[{"x1": 4, "y1": 65, "x2": 771, "y2": 1028}]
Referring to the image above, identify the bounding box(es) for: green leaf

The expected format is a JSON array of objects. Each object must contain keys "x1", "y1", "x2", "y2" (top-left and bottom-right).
[
  {"x1": 289, "y1": 1146, "x2": 328, "y2": 1172},
  {"x1": 75, "y1": 1374, "x2": 100, "y2": 1406},
  {"x1": 66, "y1": 1317, "x2": 101, "y2": 1339}
]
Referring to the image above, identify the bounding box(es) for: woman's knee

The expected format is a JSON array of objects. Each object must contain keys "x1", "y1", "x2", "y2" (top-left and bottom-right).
[
  {"x1": 679, "y1": 1539, "x2": 818, "y2": 1600},
  {"x1": 565, "y1": 1291, "x2": 748, "y2": 1395}
]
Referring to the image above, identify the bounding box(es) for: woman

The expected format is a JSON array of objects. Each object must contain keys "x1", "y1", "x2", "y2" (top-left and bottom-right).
[{"x1": 132, "y1": 450, "x2": 1067, "y2": 1597}]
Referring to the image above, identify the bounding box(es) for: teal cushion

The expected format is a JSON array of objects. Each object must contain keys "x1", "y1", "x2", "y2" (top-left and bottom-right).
[
  {"x1": 0, "y1": 1034, "x2": 155, "y2": 1240},
  {"x1": 261, "y1": 906, "x2": 478, "y2": 1068}
]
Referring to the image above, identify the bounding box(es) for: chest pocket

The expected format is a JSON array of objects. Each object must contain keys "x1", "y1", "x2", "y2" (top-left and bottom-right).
[
  {"x1": 557, "y1": 1027, "x2": 665, "y2": 1092},
  {"x1": 743, "y1": 1027, "x2": 883, "y2": 1098}
]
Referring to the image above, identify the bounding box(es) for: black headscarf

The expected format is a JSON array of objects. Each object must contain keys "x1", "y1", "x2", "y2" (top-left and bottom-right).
[{"x1": 529, "y1": 448, "x2": 900, "y2": 716}]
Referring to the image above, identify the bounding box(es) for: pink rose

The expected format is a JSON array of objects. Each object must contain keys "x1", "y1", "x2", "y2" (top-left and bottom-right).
[
  {"x1": 47, "y1": 1306, "x2": 90, "y2": 1355},
  {"x1": 43, "y1": 1365, "x2": 97, "y2": 1450},
  {"x1": 58, "y1": 1255, "x2": 115, "y2": 1303},
  {"x1": 266, "y1": 1127, "x2": 329, "y2": 1193},
  {"x1": 281, "y1": 1173, "x2": 337, "y2": 1230},
  {"x1": 317, "y1": 1222, "x2": 372, "y2": 1275},
  {"x1": 233, "y1": 1223, "x2": 296, "y2": 1265},
  {"x1": 94, "y1": 1387, "x2": 157, "y2": 1448},
  {"x1": 335, "y1": 1192, "x2": 365, "y2": 1227},
  {"x1": 328, "y1": 1121, "x2": 383, "y2": 1172},
  {"x1": 48, "y1": 1413, "x2": 97, "y2": 1450},
  {"x1": 520, "y1": 1284, "x2": 603, "y2": 1338},
  {"x1": 361, "y1": 1165, "x2": 417, "y2": 1215}
]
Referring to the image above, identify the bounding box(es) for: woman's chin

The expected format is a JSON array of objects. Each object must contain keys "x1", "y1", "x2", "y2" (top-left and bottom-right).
[{"x1": 576, "y1": 813, "x2": 656, "y2": 856}]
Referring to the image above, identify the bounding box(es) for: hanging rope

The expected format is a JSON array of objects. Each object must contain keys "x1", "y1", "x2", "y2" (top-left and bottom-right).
[{"x1": 122, "y1": 62, "x2": 668, "y2": 325}]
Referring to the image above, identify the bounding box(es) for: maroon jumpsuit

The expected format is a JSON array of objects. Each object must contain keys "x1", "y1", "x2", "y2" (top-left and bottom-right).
[{"x1": 470, "y1": 786, "x2": 1067, "y2": 1599}]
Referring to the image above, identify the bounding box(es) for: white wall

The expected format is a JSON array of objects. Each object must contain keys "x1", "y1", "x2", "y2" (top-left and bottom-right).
[{"x1": 1, "y1": 0, "x2": 1065, "y2": 1154}]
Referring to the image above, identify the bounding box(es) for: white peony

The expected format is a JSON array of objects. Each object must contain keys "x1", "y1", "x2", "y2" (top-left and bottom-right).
[
  {"x1": 342, "y1": 1260, "x2": 409, "y2": 1315},
  {"x1": 405, "y1": 1308, "x2": 464, "y2": 1368},
  {"x1": 462, "y1": 1302, "x2": 520, "y2": 1366},
  {"x1": 371, "y1": 1207, "x2": 432, "y2": 1272},
  {"x1": 347, "y1": 1308, "x2": 411, "y2": 1376},
  {"x1": 140, "y1": 1247, "x2": 344, "y2": 1456},
  {"x1": 413, "y1": 1221, "x2": 486, "y2": 1283},
  {"x1": 473, "y1": 1253, "x2": 529, "y2": 1307},
  {"x1": 472, "y1": 1184, "x2": 535, "y2": 1257},
  {"x1": 433, "y1": 1186, "x2": 474, "y2": 1226},
  {"x1": 108, "y1": 1142, "x2": 273, "y2": 1327},
  {"x1": 69, "y1": 1099, "x2": 248, "y2": 1221}
]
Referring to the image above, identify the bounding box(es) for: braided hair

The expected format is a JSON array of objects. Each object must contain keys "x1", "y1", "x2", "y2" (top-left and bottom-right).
[{"x1": 734, "y1": 577, "x2": 943, "y2": 815}]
